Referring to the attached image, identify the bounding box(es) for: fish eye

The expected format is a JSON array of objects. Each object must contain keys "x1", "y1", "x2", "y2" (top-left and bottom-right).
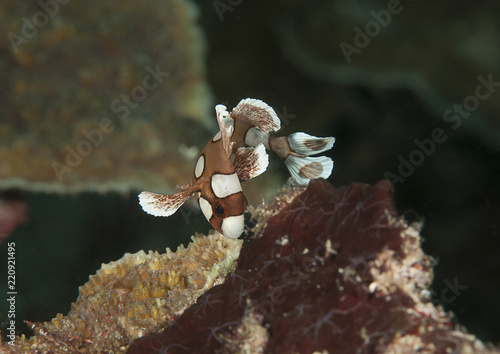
[{"x1": 214, "y1": 203, "x2": 225, "y2": 216}]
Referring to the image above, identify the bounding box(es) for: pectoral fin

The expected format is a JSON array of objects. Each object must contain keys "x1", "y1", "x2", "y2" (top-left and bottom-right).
[{"x1": 233, "y1": 143, "x2": 269, "y2": 182}]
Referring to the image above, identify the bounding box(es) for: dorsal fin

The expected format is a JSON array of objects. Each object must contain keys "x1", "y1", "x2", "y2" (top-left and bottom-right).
[
  {"x1": 215, "y1": 104, "x2": 234, "y2": 159},
  {"x1": 230, "y1": 98, "x2": 281, "y2": 133},
  {"x1": 138, "y1": 181, "x2": 197, "y2": 217}
]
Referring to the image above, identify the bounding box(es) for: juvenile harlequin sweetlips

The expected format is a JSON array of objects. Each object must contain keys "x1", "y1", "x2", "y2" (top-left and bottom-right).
[{"x1": 139, "y1": 98, "x2": 335, "y2": 238}]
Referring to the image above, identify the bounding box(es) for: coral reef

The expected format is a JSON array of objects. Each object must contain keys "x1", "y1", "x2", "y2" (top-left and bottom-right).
[
  {"x1": 0, "y1": 195, "x2": 28, "y2": 242},
  {"x1": 129, "y1": 179, "x2": 498, "y2": 353},
  {"x1": 2, "y1": 179, "x2": 498, "y2": 352},
  {"x1": 2, "y1": 232, "x2": 242, "y2": 352},
  {"x1": 0, "y1": 0, "x2": 212, "y2": 193}
]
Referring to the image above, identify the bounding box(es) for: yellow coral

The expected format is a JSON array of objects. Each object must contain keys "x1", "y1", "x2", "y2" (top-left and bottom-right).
[
  {"x1": 4, "y1": 231, "x2": 242, "y2": 353},
  {"x1": 0, "y1": 0, "x2": 212, "y2": 194}
]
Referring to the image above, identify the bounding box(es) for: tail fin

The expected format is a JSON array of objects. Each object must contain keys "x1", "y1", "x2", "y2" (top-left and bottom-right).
[
  {"x1": 288, "y1": 132, "x2": 335, "y2": 156},
  {"x1": 283, "y1": 132, "x2": 335, "y2": 184},
  {"x1": 284, "y1": 155, "x2": 334, "y2": 185}
]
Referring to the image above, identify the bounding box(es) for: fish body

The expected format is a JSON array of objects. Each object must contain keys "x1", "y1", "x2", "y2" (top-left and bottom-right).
[
  {"x1": 139, "y1": 104, "x2": 267, "y2": 239},
  {"x1": 139, "y1": 98, "x2": 335, "y2": 238},
  {"x1": 192, "y1": 114, "x2": 248, "y2": 238}
]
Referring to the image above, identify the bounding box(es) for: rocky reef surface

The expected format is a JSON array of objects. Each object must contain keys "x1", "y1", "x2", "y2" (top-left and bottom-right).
[
  {"x1": 128, "y1": 179, "x2": 498, "y2": 353},
  {"x1": 3, "y1": 178, "x2": 496, "y2": 352},
  {"x1": 2, "y1": 233, "x2": 242, "y2": 352}
]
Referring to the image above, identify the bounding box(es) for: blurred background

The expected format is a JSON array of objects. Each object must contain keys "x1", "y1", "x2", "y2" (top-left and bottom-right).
[{"x1": 0, "y1": 0, "x2": 499, "y2": 345}]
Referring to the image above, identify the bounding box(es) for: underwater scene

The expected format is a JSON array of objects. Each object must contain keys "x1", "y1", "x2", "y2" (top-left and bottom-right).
[{"x1": 1, "y1": 0, "x2": 499, "y2": 352}]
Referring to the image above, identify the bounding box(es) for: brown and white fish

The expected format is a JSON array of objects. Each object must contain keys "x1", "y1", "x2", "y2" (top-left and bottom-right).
[
  {"x1": 138, "y1": 104, "x2": 268, "y2": 239},
  {"x1": 139, "y1": 98, "x2": 334, "y2": 239},
  {"x1": 228, "y1": 98, "x2": 335, "y2": 185}
]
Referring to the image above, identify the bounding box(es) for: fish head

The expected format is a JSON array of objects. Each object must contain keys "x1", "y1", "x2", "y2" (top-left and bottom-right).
[{"x1": 198, "y1": 173, "x2": 248, "y2": 239}]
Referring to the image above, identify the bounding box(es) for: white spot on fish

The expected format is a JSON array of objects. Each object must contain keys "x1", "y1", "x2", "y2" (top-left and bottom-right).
[
  {"x1": 198, "y1": 196, "x2": 212, "y2": 221},
  {"x1": 221, "y1": 214, "x2": 244, "y2": 239},
  {"x1": 211, "y1": 173, "x2": 242, "y2": 198},
  {"x1": 194, "y1": 154, "x2": 205, "y2": 179},
  {"x1": 213, "y1": 131, "x2": 222, "y2": 142}
]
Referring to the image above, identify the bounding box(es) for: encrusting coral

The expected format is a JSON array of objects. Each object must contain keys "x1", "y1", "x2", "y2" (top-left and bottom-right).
[
  {"x1": 129, "y1": 179, "x2": 499, "y2": 353},
  {"x1": 2, "y1": 179, "x2": 498, "y2": 353},
  {"x1": 2, "y1": 232, "x2": 242, "y2": 352},
  {"x1": 0, "y1": 194, "x2": 28, "y2": 242},
  {"x1": 0, "y1": 0, "x2": 212, "y2": 193}
]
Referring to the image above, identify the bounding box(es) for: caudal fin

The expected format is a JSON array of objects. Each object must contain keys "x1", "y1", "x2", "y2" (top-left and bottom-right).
[
  {"x1": 284, "y1": 155, "x2": 334, "y2": 185},
  {"x1": 288, "y1": 132, "x2": 335, "y2": 156}
]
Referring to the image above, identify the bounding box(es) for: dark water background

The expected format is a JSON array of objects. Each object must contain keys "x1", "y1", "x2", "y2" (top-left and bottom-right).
[{"x1": 1, "y1": 0, "x2": 499, "y2": 346}]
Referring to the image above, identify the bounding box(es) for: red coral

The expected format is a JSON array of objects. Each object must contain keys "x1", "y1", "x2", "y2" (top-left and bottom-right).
[
  {"x1": 128, "y1": 179, "x2": 485, "y2": 353},
  {"x1": 0, "y1": 196, "x2": 28, "y2": 242}
]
